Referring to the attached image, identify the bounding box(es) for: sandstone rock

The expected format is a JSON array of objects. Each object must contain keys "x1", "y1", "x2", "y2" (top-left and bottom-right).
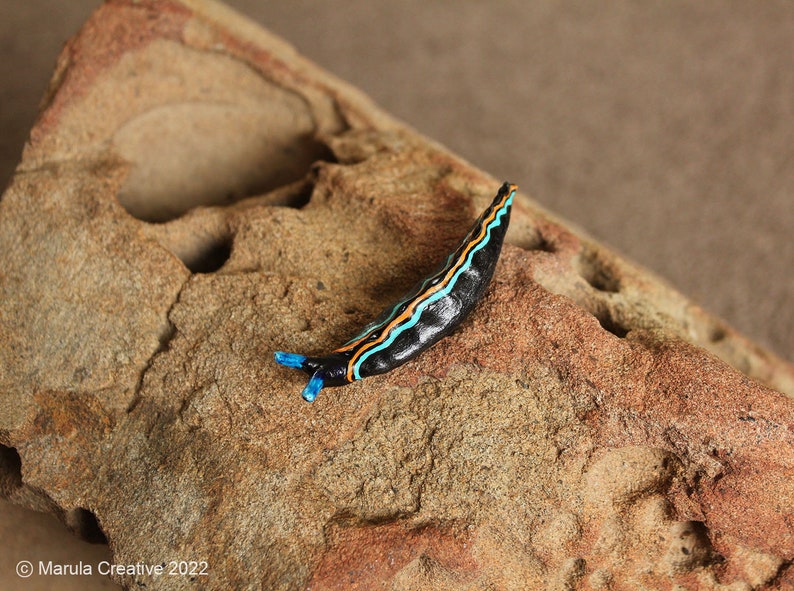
[{"x1": 1, "y1": 0, "x2": 793, "y2": 590}]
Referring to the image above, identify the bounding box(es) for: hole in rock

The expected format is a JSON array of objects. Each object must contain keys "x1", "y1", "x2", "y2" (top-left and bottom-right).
[
  {"x1": 183, "y1": 236, "x2": 232, "y2": 274},
  {"x1": 0, "y1": 445, "x2": 23, "y2": 493},
  {"x1": 669, "y1": 520, "x2": 718, "y2": 568},
  {"x1": 577, "y1": 249, "x2": 621, "y2": 293},
  {"x1": 532, "y1": 235, "x2": 557, "y2": 253},
  {"x1": 595, "y1": 310, "x2": 629, "y2": 338},
  {"x1": 517, "y1": 231, "x2": 557, "y2": 253},
  {"x1": 114, "y1": 102, "x2": 334, "y2": 223},
  {"x1": 708, "y1": 323, "x2": 727, "y2": 343},
  {"x1": 65, "y1": 507, "x2": 108, "y2": 545}
]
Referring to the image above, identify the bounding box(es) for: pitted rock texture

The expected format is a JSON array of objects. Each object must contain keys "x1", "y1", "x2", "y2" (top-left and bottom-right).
[{"x1": 1, "y1": 1, "x2": 793, "y2": 590}]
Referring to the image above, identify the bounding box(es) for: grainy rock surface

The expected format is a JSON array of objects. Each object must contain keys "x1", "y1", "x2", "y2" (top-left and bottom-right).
[{"x1": 1, "y1": 1, "x2": 793, "y2": 590}]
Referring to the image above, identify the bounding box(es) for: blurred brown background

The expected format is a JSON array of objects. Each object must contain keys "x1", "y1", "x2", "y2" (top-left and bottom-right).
[{"x1": 1, "y1": 1, "x2": 792, "y2": 589}]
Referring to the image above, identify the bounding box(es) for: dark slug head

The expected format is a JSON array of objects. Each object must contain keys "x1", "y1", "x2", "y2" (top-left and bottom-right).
[{"x1": 273, "y1": 351, "x2": 350, "y2": 402}]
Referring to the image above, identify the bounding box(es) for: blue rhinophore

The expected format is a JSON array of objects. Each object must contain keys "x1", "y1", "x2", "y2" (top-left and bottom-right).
[
  {"x1": 302, "y1": 374, "x2": 324, "y2": 402},
  {"x1": 274, "y1": 351, "x2": 307, "y2": 369}
]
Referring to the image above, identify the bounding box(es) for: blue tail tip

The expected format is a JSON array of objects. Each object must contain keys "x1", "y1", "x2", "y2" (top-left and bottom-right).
[{"x1": 274, "y1": 351, "x2": 307, "y2": 369}]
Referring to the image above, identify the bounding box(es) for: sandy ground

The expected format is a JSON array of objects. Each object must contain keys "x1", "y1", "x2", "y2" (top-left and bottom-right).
[{"x1": 1, "y1": 1, "x2": 792, "y2": 588}]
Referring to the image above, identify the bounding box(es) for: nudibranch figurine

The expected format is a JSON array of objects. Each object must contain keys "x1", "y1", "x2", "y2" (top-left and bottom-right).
[{"x1": 274, "y1": 182, "x2": 517, "y2": 402}]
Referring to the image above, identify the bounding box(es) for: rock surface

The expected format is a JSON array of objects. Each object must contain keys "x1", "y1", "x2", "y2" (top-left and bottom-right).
[{"x1": 1, "y1": 0, "x2": 793, "y2": 589}]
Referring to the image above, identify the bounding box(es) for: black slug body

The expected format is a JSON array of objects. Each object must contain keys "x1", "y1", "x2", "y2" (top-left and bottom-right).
[{"x1": 275, "y1": 182, "x2": 517, "y2": 401}]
